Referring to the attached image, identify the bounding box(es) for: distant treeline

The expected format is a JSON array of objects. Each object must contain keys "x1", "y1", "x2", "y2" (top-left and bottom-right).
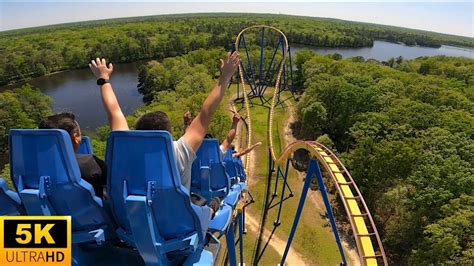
[{"x1": 1, "y1": 13, "x2": 473, "y2": 85}]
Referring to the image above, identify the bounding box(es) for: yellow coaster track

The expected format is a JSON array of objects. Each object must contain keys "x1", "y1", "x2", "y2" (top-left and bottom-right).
[{"x1": 234, "y1": 25, "x2": 388, "y2": 265}]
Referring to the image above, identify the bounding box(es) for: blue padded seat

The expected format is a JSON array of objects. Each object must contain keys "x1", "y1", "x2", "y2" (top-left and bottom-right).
[
  {"x1": 191, "y1": 139, "x2": 240, "y2": 208},
  {"x1": 77, "y1": 136, "x2": 94, "y2": 155},
  {"x1": 106, "y1": 131, "x2": 229, "y2": 265},
  {"x1": 0, "y1": 177, "x2": 24, "y2": 215},
  {"x1": 9, "y1": 129, "x2": 114, "y2": 244},
  {"x1": 223, "y1": 149, "x2": 247, "y2": 193}
]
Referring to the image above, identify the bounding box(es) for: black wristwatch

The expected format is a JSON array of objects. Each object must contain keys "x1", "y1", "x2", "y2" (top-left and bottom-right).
[{"x1": 97, "y1": 78, "x2": 110, "y2": 86}]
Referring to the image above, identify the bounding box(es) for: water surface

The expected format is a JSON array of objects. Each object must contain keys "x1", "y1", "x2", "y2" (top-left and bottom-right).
[
  {"x1": 3, "y1": 41, "x2": 474, "y2": 129},
  {"x1": 291, "y1": 40, "x2": 474, "y2": 61}
]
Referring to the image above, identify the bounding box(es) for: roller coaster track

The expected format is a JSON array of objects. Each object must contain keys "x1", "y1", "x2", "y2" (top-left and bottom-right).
[{"x1": 234, "y1": 25, "x2": 388, "y2": 265}]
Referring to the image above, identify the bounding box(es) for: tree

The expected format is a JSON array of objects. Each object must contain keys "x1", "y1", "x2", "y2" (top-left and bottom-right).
[
  {"x1": 410, "y1": 195, "x2": 474, "y2": 264},
  {"x1": 0, "y1": 84, "x2": 53, "y2": 153}
]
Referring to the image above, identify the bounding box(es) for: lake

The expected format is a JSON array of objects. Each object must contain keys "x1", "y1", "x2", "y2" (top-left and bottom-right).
[
  {"x1": 2, "y1": 62, "x2": 144, "y2": 131},
  {"x1": 291, "y1": 40, "x2": 474, "y2": 61},
  {"x1": 2, "y1": 40, "x2": 473, "y2": 130}
]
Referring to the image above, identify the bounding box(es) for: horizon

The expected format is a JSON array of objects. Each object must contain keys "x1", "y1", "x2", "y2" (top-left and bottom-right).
[{"x1": 0, "y1": 1, "x2": 473, "y2": 38}]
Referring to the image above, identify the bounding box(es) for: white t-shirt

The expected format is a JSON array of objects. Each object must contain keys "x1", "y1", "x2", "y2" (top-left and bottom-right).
[
  {"x1": 173, "y1": 137, "x2": 196, "y2": 191},
  {"x1": 219, "y1": 144, "x2": 227, "y2": 161}
]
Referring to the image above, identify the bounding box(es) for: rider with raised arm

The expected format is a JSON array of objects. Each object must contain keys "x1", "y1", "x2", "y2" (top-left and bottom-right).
[
  {"x1": 89, "y1": 52, "x2": 240, "y2": 213},
  {"x1": 89, "y1": 52, "x2": 239, "y2": 189},
  {"x1": 184, "y1": 111, "x2": 242, "y2": 160}
]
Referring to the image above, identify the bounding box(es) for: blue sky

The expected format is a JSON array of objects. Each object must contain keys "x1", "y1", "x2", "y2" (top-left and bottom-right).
[{"x1": 0, "y1": 1, "x2": 472, "y2": 37}]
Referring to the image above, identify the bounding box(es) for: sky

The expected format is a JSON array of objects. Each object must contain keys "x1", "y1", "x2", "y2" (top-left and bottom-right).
[{"x1": 0, "y1": 1, "x2": 473, "y2": 38}]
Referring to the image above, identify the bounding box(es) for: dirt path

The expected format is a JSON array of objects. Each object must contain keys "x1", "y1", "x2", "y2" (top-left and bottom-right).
[
  {"x1": 244, "y1": 212, "x2": 308, "y2": 265},
  {"x1": 230, "y1": 96, "x2": 308, "y2": 265}
]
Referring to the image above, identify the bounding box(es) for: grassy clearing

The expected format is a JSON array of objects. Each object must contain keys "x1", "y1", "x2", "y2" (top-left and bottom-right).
[{"x1": 225, "y1": 86, "x2": 345, "y2": 265}]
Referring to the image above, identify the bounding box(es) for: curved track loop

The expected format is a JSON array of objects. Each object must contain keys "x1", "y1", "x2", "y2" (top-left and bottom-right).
[
  {"x1": 278, "y1": 141, "x2": 388, "y2": 265},
  {"x1": 235, "y1": 25, "x2": 289, "y2": 175},
  {"x1": 234, "y1": 25, "x2": 387, "y2": 265}
]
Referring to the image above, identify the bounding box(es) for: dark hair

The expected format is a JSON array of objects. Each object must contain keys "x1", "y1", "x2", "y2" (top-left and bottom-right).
[
  {"x1": 204, "y1": 133, "x2": 214, "y2": 139},
  {"x1": 135, "y1": 111, "x2": 171, "y2": 132},
  {"x1": 38, "y1": 113, "x2": 80, "y2": 136}
]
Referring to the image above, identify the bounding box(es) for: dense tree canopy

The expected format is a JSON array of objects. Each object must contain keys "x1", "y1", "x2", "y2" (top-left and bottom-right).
[
  {"x1": 0, "y1": 84, "x2": 53, "y2": 153},
  {"x1": 1, "y1": 13, "x2": 473, "y2": 85},
  {"x1": 293, "y1": 52, "x2": 474, "y2": 264}
]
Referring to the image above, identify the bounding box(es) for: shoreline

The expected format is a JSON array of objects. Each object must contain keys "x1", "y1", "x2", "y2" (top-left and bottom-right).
[
  {"x1": 2, "y1": 39, "x2": 474, "y2": 89},
  {"x1": 0, "y1": 59, "x2": 149, "y2": 90}
]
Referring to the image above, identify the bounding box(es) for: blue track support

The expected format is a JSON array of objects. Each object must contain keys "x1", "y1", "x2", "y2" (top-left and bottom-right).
[
  {"x1": 278, "y1": 166, "x2": 294, "y2": 196},
  {"x1": 314, "y1": 161, "x2": 348, "y2": 266},
  {"x1": 238, "y1": 212, "x2": 244, "y2": 265},
  {"x1": 239, "y1": 61, "x2": 255, "y2": 90},
  {"x1": 281, "y1": 41, "x2": 287, "y2": 95},
  {"x1": 242, "y1": 206, "x2": 246, "y2": 233},
  {"x1": 282, "y1": 168, "x2": 294, "y2": 196},
  {"x1": 240, "y1": 34, "x2": 258, "y2": 95},
  {"x1": 272, "y1": 166, "x2": 281, "y2": 197},
  {"x1": 279, "y1": 41, "x2": 287, "y2": 98},
  {"x1": 274, "y1": 158, "x2": 290, "y2": 226},
  {"x1": 280, "y1": 159, "x2": 316, "y2": 265},
  {"x1": 259, "y1": 28, "x2": 265, "y2": 96},
  {"x1": 288, "y1": 46, "x2": 295, "y2": 94},
  {"x1": 226, "y1": 221, "x2": 237, "y2": 266},
  {"x1": 260, "y1": 36, "x2": 282, "y2": 96}
]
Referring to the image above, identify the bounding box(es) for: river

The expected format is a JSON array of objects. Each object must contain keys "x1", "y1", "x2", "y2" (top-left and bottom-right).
[{"x1": 2, "y1": 41, "x2": 473, "y2": 130}]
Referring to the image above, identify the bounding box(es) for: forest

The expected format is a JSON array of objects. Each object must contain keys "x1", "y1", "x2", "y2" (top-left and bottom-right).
[
  {"x1": 0, "y1": 13, "x2": 473, "y2": 264},
  {"x1": 292, "y1": 52, "x2": 473, "y2": 264},
  {"x1": 1, "y1": 13, "x2": 473, "y2": 85}
]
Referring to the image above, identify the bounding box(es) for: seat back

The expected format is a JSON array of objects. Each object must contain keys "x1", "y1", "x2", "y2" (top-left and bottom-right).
[
  {"x1": 223, "y1": 150, "x2": 238, "y2": 181},
  {"x1": 77, "y1": 136, "x2": 93, "y2": 155},
  {"x1": 196, "y1": 139, "x2": 222, "y2": 165},
  {"x1": 226, "y1": 150, "x2": 246, "y2": 182},
  {"x1": 9, "y1": 129, "x2": 111, "y2": 233},
  {"x1": 105, "y1": 130, "x2": 207, "y2": 243},
  {"x1": 0, "y1": 178, "x2": 24, "y2": 215},
  {"x1": 223, "y1": 160, "x2": 238, "y2": 184},
  {"x1": 191, "y1": 139, "x2": 230, "y2": 197}
]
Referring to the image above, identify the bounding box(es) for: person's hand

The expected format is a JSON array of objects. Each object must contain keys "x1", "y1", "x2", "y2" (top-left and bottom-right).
[
  {"x1": 184, "y1": 111, "x2": 192, "y2": 125},
  {"x1": 219, "y1": 51, "x2": 240, "y2": 81},
  {"x1": 232, "y1": 112, "x2": 241, "y2": 123},
  {"x1": 89, "y1": 58, "x2": 113, "y2": 80}
]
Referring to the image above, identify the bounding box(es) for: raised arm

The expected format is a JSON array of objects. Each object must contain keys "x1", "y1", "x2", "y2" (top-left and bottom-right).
[
  {"x1": 89, "y1": 58, "x2": 129, "y2": 130},
  {"x1": 233, "y1": 142, "x2": 262, "y2": 158},
  {"x1": 221, "y1": 112, "x2": 240, "y2": 151},
  {"x1": 183, "y1": 52, "x2": 240, "y2": 152}
]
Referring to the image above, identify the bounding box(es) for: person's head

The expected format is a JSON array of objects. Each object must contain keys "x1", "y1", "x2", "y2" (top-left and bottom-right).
[
  {"x1": 38, "y1": 113, "x2": 82, "y2": 151},
  {"x1": 135, "y1": 111, "x2": 171, "y2": 132},
  {"x1": 204, "y1": 133, "x2": 214, "y2": 139}
]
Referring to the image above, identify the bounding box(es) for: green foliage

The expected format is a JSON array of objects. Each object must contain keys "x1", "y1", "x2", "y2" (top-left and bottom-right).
[
  {"x1": 91, "y1": 139, "x2": 106, "y2": 160},
  {"x1": 137, "y1": 52, "x2": 217, "y2": 103},
  {"x1": 0, "y1": 84, "x2": 53, "y2": 153},
  {"x1": 411, "y1": 195, "x2": 474, "y2": 264},
  {"x1": 396, "y1": 56, "x2": 474, "y2": 86},
  {"x1": 1, "y1": 14, "x2": 473, "y2": 85},
  {"x1": 132, "y1": 51, "x2": 231, "y2": 141},
  {"x1": 130, "y1": 90, "x2": 228, "y2": 142},
  {"x1": 315, "y1": 134, "x2": 335, "y2": 149},
  {"x1": 294, "y1": 52, "x2": 474, "y2": 264},
  {"x1": 0, "y1": 164, "x2": 13, "y2": 190}
]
